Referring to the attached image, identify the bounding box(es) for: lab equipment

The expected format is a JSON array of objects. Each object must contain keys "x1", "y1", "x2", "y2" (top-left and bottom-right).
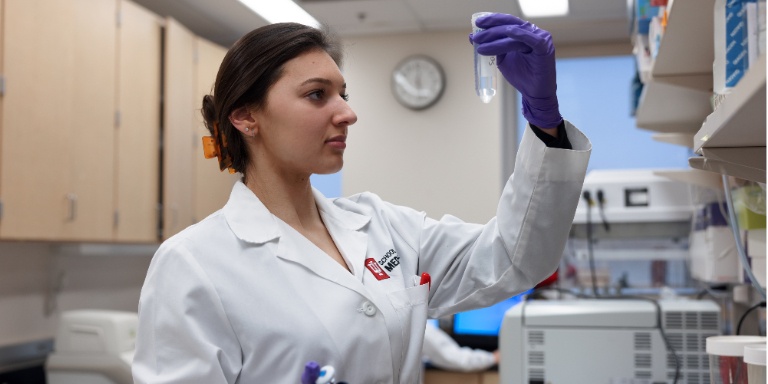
[
  {"x1": 573, "y1": 169, "x2": 694, "y2": 227},
  {"x1": 499, "y1": 298, "x2": 720, "y2": 384},
  {"x1": 706, "y1": 335, "x2": 766, "y2": 384},
  {"x1": 472, "y1": 13, "x2": 561, "y2": 127},
  {"x1": 743, "y1": 343, "x2": 766, "y2": 384},
  {"x1": 570, "y1": 169, "x2": 695, "y2": 290},
  {"x1": 471, "y1": 12, "x2": 497, "y2": 103},
  {"x1": 46, "y1": 310, "x2": 137, "y2": 384}
]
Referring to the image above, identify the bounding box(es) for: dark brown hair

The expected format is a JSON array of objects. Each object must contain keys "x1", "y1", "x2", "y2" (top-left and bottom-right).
[{"x1": 201, "y1": 23, "x2": 342, "y2": 176}]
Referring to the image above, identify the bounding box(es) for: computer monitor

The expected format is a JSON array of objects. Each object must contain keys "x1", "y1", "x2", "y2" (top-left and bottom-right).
[{"x1": 450, "y1": 290, "x2": 530, "y2": 351}]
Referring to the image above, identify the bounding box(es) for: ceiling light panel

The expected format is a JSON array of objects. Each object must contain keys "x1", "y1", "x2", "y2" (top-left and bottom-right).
[{"x1": 517, "y1": 0, "x2": 569, "y2": 17}]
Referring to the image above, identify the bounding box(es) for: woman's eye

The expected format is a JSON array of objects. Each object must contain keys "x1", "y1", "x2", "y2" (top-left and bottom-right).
[
  {"x1": 308, "y1": 89, "x2": 325, "y2": 100},
  {"x1": 341, "y1": 93, "x2": 350, "y2": 102}
]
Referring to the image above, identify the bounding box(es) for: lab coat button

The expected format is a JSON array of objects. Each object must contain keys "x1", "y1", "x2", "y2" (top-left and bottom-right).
[{"x1": 361, "y1": 301, "x2": 376, "y2": 316}]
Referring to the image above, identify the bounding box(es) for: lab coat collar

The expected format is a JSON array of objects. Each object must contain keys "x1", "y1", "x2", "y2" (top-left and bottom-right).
[
  {"x1": 222, "y1": 181, "x2": 372, "y2": 244},
  {"x1": 222, "y1": 181, "x2": 281, "y2": 244},
  {"x1": 311, "y1": 189, "x2": 371, "y2": 231}
]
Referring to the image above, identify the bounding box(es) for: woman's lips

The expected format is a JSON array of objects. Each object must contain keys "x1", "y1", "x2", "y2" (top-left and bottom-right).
[{"x1": 326, "y1": 135, "x2": 346, "y2": 149}]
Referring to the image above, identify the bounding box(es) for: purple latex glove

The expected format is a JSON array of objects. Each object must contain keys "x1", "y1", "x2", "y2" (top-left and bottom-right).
[
  {"x1": 471, "y1": 13, "x2": 562, "y2": 128},
  {"x1": 301, "y1": 361, "x2": 321, "y2": 384}
]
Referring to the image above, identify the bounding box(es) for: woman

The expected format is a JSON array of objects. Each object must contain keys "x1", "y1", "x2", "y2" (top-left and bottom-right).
[{"x1": 133, "y1": 13, "x2": 591, "y2": 383}]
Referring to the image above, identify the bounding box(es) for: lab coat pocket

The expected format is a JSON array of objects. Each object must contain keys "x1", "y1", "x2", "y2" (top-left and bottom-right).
[
  {"x1": 386, "y1": 277, "x2": 429, "y2": 382},
  {"x1": 387, "y1": 279, "x2": 429, "y2": 310}
]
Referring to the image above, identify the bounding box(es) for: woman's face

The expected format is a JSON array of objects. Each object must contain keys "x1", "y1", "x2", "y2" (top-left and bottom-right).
[{"x1": 250, "y1": 49, "x2": 357, "y2": 180}]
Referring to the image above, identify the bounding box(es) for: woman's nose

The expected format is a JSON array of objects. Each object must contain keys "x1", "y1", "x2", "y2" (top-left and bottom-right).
[{"x1": 335, "y1": 100, "x2": 358, "y2": 127}]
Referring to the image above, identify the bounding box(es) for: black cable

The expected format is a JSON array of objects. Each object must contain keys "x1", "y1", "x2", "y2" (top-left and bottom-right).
[
  {"x1": 736, "y1": 301, "x2": 766, "y2": 335},
  {"x1": 583, "y1": 191, "x2": 599, "y2": 296},
  {"x1": 596, "y1": 189, "x2": 610, "y2": 232}
]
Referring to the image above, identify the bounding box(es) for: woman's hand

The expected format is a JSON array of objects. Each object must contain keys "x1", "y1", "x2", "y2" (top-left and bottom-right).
[{"x1": 471, "y1": 13, "x2": 562, "y2": 129}]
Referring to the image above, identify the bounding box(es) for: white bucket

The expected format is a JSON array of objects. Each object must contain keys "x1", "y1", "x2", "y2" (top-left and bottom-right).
[
  {"x1": 743, "y1": 343, "x2": 766, "y2": 384},
  {"x1": 706, "y1": 336, "x2": 766, "y2": 384}
]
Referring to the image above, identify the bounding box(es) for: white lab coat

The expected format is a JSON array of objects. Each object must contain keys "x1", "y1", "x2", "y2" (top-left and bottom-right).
[{"x1": 132, "y1": 122, "x2": 591, "y2": 384}]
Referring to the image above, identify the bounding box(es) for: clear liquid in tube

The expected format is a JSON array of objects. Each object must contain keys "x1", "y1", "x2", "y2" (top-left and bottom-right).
[{"x1": 472, "y1": 12, "x2": 497, "y2": 103}]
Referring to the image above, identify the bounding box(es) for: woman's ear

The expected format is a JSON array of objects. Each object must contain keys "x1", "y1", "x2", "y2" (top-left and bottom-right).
[{"x1": 229, "y1": 106, "x2": 257, "y2": 135}]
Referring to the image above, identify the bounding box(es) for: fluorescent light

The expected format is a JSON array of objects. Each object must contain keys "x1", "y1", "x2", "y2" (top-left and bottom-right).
[
  {"x1": 238, "y1": 0, "x2": 321, "y2": 28},
  {"x1": 517, "y1": 0, "x2": 569, "y2": 17}
]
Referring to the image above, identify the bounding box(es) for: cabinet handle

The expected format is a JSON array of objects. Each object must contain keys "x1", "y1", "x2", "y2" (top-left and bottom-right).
[{"x1": 66, "y1": 193, "x2": 78, "y2": 222}]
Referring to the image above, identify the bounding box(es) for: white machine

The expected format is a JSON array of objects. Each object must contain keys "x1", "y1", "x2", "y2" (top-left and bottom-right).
[
  {"x1": 572, "y1": 169, "x2": 694, "y2": 226},
  {"x1": 499, "y1": 298, "x2": 720, "y2": 384},
  {"x1": 569, "y1": 169, "x2": 696, "y2": 289},
  {"x1": 46, "y1": 310, "x2": 136, "y2": 384}
]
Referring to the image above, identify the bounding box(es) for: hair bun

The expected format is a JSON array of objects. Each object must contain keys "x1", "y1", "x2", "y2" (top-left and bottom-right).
[{"x1": 202, "y1": 94, "x2": 217, "y2": 135}]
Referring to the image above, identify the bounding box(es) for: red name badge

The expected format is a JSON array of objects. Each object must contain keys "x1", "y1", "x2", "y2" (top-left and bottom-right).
[{"x1": 365, "y1": 258, "x2": 390, "y2": 280}]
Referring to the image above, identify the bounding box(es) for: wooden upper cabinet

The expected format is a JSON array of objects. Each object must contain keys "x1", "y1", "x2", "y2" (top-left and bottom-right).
[
  {"x1": 0, "y1": 0, "x2": 117, "y2": 241},
  {"x1": 162, "y1": 18, "x2": 196, "y2": 239},
  {"x1": 66, "y1": 0, "x2": 117, "y2": 240},
  {"x1": 115, "y1": 0, "x2": 162, "y2": 242},
  {"x1": 193, "y1": 37, "x2": 238, "y2": 224},
  {"x1": 163, "y1": 21, "x2": 234, "y2": 240},
  {"x1": 0, "y1": 0, "x2": 226, "y2": 242}
]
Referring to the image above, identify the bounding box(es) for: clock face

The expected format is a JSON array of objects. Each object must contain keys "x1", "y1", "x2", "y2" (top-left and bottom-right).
[{"x1": 391, "y1": 55, "x2": 446, "y2": 110}]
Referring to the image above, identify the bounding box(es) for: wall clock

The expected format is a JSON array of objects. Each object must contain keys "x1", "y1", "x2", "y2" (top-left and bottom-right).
[{"x1": 391, "y1": 55, "x2": 446, "y2": 110}]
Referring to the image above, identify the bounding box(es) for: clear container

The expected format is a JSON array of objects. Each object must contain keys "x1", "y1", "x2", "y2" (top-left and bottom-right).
[
  {"x1": 471, "y1": 12, "x2": 497, "y2": 103},
  {"x1": 743, "y1": 343, "x2": 766, "y2": 384},
  {"x1": 706, "y1": 336, "x2": 766, "y2": 384}
]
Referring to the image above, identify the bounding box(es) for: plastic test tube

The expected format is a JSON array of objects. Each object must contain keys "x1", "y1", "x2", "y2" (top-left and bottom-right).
[{"x1": 472, "y1": 12, "x2": 497, "y2": 103}]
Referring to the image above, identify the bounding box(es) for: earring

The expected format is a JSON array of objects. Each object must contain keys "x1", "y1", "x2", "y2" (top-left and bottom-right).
[{"x1": 245, "y1": 127, "x2": 250, "y2": 132}]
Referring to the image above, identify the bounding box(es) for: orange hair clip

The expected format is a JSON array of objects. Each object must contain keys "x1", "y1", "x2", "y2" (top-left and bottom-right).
[{"x1": 202, "y1": 122, "x2": 236, "y2": 173}]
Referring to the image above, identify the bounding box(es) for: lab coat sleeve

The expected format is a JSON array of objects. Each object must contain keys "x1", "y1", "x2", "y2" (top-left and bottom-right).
[
  {"x1": 132, "y1": 237, "x2": 242, "y2": 384},
  {"x1": 381, "y1": 121, "x2": 590, "y2": 318},
  {"x1": 421, "y1": 324, "x2": 496, "y2": 372}
]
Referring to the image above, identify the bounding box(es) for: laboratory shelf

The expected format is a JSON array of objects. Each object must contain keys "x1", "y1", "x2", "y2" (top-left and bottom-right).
[
  {"x1": 693, "y1": 55, "x2": 766, "y2": 151},
  {"x1": 689, "y1": 147, "x2": 766, "y2": 183},
  {"x1": 689, "y1": 54, "x2": 766, "y2": 184},
  {"x1": 635, "y1": 80, "x2": 713, "y2": 133},
  {"x1": 653, "y1": 169, "x2": 723, "y2": 190},
  {"x1": 635, "y1": 0, "x2": 716, "y2": 135},
  {"x1": 649, "y1": 0, "x2": 715, "y2": 91},
  {"x1": 652, "y1": 133, "x2": 694, "y2": 148}
]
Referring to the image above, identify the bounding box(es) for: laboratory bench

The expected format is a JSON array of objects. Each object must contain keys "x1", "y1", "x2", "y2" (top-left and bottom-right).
[{"x1": 424, "y1": 368, "x2": 499, "y2": 384}]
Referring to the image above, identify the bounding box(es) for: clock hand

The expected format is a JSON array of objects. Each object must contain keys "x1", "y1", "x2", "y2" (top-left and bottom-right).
[{"x1": 394, "y1": 72, "x2": 420, "y2": 96}]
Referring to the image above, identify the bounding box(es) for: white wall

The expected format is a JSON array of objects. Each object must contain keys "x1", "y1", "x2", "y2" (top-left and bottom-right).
[
  {"x1": 341, "y1": 30, "x2": 504, "y2": 224},
  {"x1": 0, "y1": 242, "x2": 152, "y2": 347}
]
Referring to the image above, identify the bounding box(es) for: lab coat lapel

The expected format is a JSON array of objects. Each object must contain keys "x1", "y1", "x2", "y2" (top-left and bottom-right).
[
  {"x1": 313, "y1": 189, "x2": 371, "y2": 282},
  {"x1": 274, "y1": 188, "x2": 372, "y2": 298},
  {"x1": 275, "y1": 224, "x2": 372, "y2": 300},
  {"x1": 224, "y1": 182, "x2": 373, "y2": 299}
]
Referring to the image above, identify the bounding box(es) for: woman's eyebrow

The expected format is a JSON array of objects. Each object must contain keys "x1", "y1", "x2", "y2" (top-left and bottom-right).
[{"x1": 300, "y1": 77, "x2": 346, "y2": 88}]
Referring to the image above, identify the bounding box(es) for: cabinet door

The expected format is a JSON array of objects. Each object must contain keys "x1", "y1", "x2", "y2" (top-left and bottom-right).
[
  {"x1": 66, "y1": 0, "x2": 117, "y2": 241},
  {"x1": 193, "y1": 37, "x2": 238, "y2": 222},
  {"x1": 0, "y1": 0, "x2": 116, "y2": 241},
  {"x1": 115, "y1": 0, "x2": 161, "y2": 242},
  {"x1": 163, "y1": 18, "x2": 196, "y2": 239},
  {"x1": 1, "y1": 0, "x2": 73, "y2": 240}
]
